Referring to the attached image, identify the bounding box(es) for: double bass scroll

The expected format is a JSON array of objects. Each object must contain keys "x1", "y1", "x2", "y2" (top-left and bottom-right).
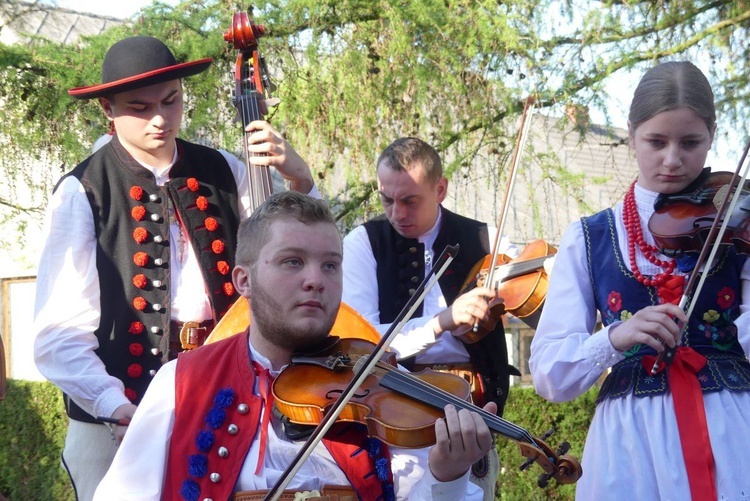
[{"x1": 224, "y1": 11, "x2": 274, "y2": 211}]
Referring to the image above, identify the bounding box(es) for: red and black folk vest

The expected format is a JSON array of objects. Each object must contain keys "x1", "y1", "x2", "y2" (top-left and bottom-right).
[
  {"x1": 362, "y1": 207, "x2": 514, "y2": 413},
  {"x1": 164, "y1": 331, "x2": 394, "y2": 501},
  {"x1": 57, "y1": 136, "x2": 240, "y2": 422}
]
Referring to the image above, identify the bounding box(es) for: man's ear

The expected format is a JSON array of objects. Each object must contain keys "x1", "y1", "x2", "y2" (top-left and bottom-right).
[
  {"x1": 436, "y1": 177, "x2": 448, "y2": 204},
  {"x1": 232, "y1": 264, "x2": 252, "y2": 299},
  {"x1": 99, "y1": 97, "x2": 115, "y2": 120}
]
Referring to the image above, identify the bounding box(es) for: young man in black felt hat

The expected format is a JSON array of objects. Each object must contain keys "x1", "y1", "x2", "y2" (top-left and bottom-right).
[{"x1": 33, "y1": 35, "x2": 317, "y2": 500}]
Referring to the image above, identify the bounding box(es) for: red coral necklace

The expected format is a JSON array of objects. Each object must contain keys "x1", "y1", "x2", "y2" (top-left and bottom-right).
[{"x1": 622, "y1": 181, "x2": 677, "y2": 287}]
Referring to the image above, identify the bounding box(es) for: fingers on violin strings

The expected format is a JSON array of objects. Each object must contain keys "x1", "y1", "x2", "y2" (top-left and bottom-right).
[
  {"x1": 471, "y1": 411, "x2": 493, "y2": 453},
  {"x1": 441, "y1": 404, "x2": 463, "y2": 447},
  {"x1": 434, "y1": 409, "x2": 450, "y2": 451},
  {"x1": 455, "y1": 408, "x2": 486, "y2": 454}
]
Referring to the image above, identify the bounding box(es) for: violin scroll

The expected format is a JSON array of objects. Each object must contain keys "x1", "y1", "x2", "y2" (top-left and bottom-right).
[{"x1": 518, "y1": 428, "x2": 583, "y2": 487}]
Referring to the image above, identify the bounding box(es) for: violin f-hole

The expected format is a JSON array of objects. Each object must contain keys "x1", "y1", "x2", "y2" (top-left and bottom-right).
[{"x1": 326, "y1": 388, "x2": 370, "y2": 400}]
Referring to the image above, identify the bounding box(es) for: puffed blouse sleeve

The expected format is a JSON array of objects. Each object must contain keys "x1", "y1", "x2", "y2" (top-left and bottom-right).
[{"x1": 529, "y1": 220, "x2": 624, "y2": 403}]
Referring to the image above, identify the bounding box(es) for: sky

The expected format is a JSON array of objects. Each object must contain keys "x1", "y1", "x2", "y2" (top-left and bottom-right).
[{"x1": 52, "y1": 0, "x2": 177, "y2": 19}]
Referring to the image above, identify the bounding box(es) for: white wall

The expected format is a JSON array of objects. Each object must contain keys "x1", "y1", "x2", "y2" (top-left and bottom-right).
[{"x1": 2, "y1": 277, "x2": 44, "y2": 381}]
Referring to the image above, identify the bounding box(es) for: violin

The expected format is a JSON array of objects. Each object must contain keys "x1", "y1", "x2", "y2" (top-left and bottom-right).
[
  {"x1": 646, "y1": 139, "x2": 750, "y2": 374},
  {"x1": 649, "y1": 170, "x2": 750, "y2": 257},
  {"x1": 273, "y1": 337, "x2": 583, "y2": 488},
  {"x1": 455, "y1": 239, "x2": 557, "y2": 344}
]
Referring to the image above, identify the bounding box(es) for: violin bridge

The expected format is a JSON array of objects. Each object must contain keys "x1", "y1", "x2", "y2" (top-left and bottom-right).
[{"x1": 326, "y1": 352, "x2": 351, "y2": 371}]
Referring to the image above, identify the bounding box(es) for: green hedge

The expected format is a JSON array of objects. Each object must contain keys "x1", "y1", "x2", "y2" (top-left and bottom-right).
[
  {"x1": 497, "y1": 387, "x2": 596, "y2": 500},
  {"x1": 0, "y1": 379, "x2": 596, "y2": 500},
  {"x1": 0, "y1": 380, "x2": 75, "y2": 501}
]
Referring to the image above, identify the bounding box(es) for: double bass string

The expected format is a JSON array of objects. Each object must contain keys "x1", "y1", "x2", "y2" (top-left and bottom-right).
[{"x1": 238, "y1": 50, "x2": 272, "y2": 211}]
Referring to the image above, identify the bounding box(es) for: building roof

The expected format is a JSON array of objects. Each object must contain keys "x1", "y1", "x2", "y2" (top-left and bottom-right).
[
  {"x1": 0, "y1": 1, "x2": 124, "y2": 46},
  {"x1": 446, "y1": 112, "x2": 638, "y2": 246}
]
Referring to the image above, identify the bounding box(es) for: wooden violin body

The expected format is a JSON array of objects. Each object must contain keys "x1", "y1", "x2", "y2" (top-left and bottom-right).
[
  {"x1": 273, "y1": 338, "x2": 583, "y2": 486},
  {"x1": 274, "y1": 338, "x2": 469, "y2": 448},
  {"x1": 649, "y1": 171, "x2": 750, "y2": 257},
  {"x1": 456, "y1": 239, "x2": 557, "y2": 343}
]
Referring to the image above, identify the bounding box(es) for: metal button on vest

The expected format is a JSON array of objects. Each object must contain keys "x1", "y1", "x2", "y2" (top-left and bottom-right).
[
  {"x1": 228, "y1": 424, "x2": 239, "y2": 435},
  {"x1": 149, "y1": 370, "x2": 156, "y2": 377},
  {"x1": 154, "y1": 258, "x2": 164, "y2": 266},
  {"x1": 150, "y1": 326, "x2": 161, "y2": 335},
  {"x1": 409, "y1": 246, "x2": 418, "y2": 253},
  {"x1": 152, "y1": 303, "x2": 163, "y2": 312},
  {"x1": 149, "y1": 193, "x2": 159, "y2": 202},
  {"x1": 152, "y1": 280, "x2": 162, "y2": 288},
  {"x1": 150, "y1": 214, "x2": 159, "y2": 222},
  {"x1": 210, "y1": 472, "x2": 221, "y2": 483},
  {"x1": 218, "y1": 446, "x2": 229, "y2": 458},
  {"x1": 409, "y1": 288, "x2": 416, "y2": 296},
  {"x1": 411, "y1": 276, "x2": 419, "y2": 283},
  {"x1": 153, "y1": 235, "x2": 163, "y2": 243},
  {"x1": 237, "y1": 403, "x2": 249, "y2": 414},
  {"x1": 151, "y1": 348, "x2": 160, "y2": 356},
  {"x1": 411, "y1": 261, "x2": 419, "y2": 268}
]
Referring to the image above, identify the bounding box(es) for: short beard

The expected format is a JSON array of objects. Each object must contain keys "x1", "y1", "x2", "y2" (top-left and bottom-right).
[{"x1": 249, "y1": 268, "x2": 335, "y2": 353}]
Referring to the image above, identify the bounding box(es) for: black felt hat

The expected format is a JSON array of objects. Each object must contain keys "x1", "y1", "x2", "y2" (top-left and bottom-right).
[{"x1": 68, "y1": 36, "x2": 212, "y2": 100}]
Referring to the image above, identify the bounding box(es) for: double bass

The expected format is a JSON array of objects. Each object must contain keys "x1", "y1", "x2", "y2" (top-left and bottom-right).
[{"x1": 205, "y1": 12, "x2": 380, "y2": 346}]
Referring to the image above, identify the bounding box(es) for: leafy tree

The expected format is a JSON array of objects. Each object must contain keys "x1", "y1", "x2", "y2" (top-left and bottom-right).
[{"x1": 0, "y1": 0, "x2": 748, "y2": 263}]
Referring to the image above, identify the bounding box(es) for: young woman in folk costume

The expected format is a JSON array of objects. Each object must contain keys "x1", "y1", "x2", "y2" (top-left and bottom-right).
[{"x1": 530, "y1": 61, "x2": 750, "y2": 500}]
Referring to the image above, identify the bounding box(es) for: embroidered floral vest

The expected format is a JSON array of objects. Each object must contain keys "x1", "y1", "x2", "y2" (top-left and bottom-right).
[{"x1": 582, "y1": 209, "x2": 750, "y2": 402}]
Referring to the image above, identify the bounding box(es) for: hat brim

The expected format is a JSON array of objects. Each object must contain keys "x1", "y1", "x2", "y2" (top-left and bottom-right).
[{"x1": 68, "y1": 58, "x2": 213, "y2": 100}]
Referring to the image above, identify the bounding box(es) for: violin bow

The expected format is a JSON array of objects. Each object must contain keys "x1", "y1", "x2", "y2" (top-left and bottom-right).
[
  {"x1": 651, "y1": 136, "x2": 750, "y2": 374},
  {"x1": 264, "y1": 245, "x2": 460, "y2": 500},
  {"x1": 473, "y1": 96, "x2": 535, "y2": 332}
]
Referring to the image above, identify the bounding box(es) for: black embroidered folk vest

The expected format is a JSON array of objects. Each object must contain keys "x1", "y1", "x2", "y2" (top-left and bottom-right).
[
  {"x1": 363, "y1": 208, "x2": 513, "y2": 412},
  {"x1": 57, "y1": 136, "x2": 240, "y2": 422}
]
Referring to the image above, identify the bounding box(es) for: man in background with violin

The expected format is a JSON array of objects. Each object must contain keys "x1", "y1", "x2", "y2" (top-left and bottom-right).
[
  {"x1": 94, "y1": 190, "x2": 495, "y2": 500},
  {"x1": 33, "y1": 36, "x2": 318, "y2": 501},
  {"x1": 342, "y1": 137, "x2": 520, "y2": 499}
]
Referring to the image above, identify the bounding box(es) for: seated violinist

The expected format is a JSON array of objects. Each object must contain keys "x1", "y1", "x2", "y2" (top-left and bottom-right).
[{"x1": 94, "y1": 191, "x2": 495, "y2": 501}]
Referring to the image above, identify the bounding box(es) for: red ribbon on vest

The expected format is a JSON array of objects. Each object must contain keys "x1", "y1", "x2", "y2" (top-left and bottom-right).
[
  {"x1": 252, "y1": 361, "x2": 275, "y2": 475},
  {"x1": 656, "y1": 274, "x2": 685, "y2": 306},
  {"x1": 642, "y1": 347, "x2": 716, "y2": 500}
]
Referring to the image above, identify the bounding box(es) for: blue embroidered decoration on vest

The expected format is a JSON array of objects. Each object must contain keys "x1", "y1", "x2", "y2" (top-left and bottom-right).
[
  {"x1": 180, "y1": 387, "x2": 235, "y2": 501},
  {"x1": 581, "y1": 209, "x2": 750, "y2": 403}
]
